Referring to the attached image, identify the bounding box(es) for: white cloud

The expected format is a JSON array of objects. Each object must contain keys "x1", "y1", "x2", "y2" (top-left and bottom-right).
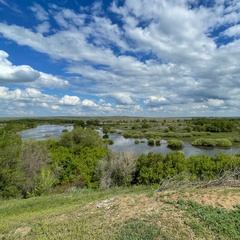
[
  {"x1": 51, "y1": 105, "x2": 60, "y2": 110},
  {"x1": 0, "y1": 50, "x2": 40, "y2": 83},
  {"x1": 29, "y1": 3, "x2": 49, "y2": 21},
  {"x1": 59, "y1": 95, "x2": 80, "y2": 105},
  {"x1": 106, "y1": 93, "x2": 135, "y2": 105},
  {"x1": 223, "y1": 24, "x2": 240, "y2": 37},
  {"x1": 144, "y1": 96, "x2": 167, "y2": 107},
  {"x1": 207, "y1": 99, "x2": 224, "y2": 107},
  {"x1": 35, "y1": 72, "x2": 69, "y2": 89},
  {"x1": 82, "y1": 99, "x2": 97, "y2": 107},
  {"x1": 1, "y1": 1, "x2": 240, "y2": 116},
  {"x1": 35, "y1": 21, "x2": 50, "y2": 34},
  {"x1": 0, "y1": 50, "x2": 69, "y2": 88}
]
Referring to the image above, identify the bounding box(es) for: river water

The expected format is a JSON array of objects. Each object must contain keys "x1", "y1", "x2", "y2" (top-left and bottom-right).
[{"x1": 19, "y1": 125, "x2": 240, "y2": 157}]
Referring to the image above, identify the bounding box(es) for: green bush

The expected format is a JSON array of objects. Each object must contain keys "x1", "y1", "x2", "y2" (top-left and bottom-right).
[
  {"x1": 148, "y1": 138, "x2": 155, "y2": 146},
  {"x1": 155, "y1": 138, "x2": 161, "y2": 146},
  {"x1": 167, "y1": 139, "x2": 183, "y2": 149},
  {"x1": 215, "y1": 139, "x2": 232, "y2": 148},
  {"x1": 0, "y1": 131, "x2": 24, "y2": 198},
  {"x1": 134, "y1": 139, "x2": 140, "y2": 144},
  {"x1": 123, "y1": 131, "x2": 133, "y2": 139},
  {"x1": 192, "y1": 138, "x2": 232, "y2": 148},
  {"x1": 181, "y1": 133, "x2": 192, "y2": 138},
  {"x1": 135, "y1": 153, "x2": 164, "y2": 184}
]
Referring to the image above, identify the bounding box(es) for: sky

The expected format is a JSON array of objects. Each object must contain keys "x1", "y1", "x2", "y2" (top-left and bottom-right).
[{"x1": 0, "y1": 0, "x2": 240, "y2": 117}]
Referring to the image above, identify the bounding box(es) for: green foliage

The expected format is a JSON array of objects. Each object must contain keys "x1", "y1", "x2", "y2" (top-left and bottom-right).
[
  {"x1": 155, "y1": 138, "x2": 161, "y2": 146},
  {"x1": 135, "y1": 153, "x2": 164, "y2": 184},
  {"x1": 59, "y1": 127, "x2": 106, "y2": 148},
  {"x1": 134, "y1": 139, "x2": 140, "y2": 144},
  {"x1": 192, "y1": 138, "x2": 232, "y2": 148},
  {"x1": 27, "y1": 167, "x2": 57, "y2": 197},
  {"x1": 0, "y1": 130, "x2": 24, "y2": 198},
  {"x1": 164, "y1": 151, "x2": 186, "y2": 177},
  {"x1": 192, "y1": 118, "x2": 236, "y2": 132},
  {"x1": 74, "y1": 120, "x2": 85, "y2": 128},
  {"x1": 214, "y1": 153, "x2": 240, "y2": 173},
  {"x1": 187, "y1": 155, "x2": 216, "y2": 180},
  {"x1": 167, "y1": 139, "x2": 183, "y2": 149},
  {"x1": 104, "y1": 139, "x2": 114, "y2": 145},
  {"x1": 148, "y1": 138, "x2": 155, "y2": 146},
  {"x1": 179, "y1": 200, "x2": 240, "y2": 239},
  {"x1": 51, "y1": 146, "x2": 108, "y2": 188},
  {"x1": 115, "y1": 219, "x2": 160, "y2": 240},
  {"x1": 102, "y1": 125, "x2": 110, "y2": 135}
]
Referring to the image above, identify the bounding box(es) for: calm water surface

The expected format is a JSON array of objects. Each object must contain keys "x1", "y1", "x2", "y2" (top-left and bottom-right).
[
  {"x1": 20, "y1": 125, "x2": 240, "y2": 157},
  {"x1": 20, "y1": 124, "x2": 73, "y2": 140}
]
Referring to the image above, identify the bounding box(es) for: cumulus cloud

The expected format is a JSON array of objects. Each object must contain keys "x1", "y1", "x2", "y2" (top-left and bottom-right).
[
  {"x1": 106, "y1": 93, "x2": 135, "y2": 105},
  {"x1": 207, "y1": 99, "x2": 225, "y2": 107},
  {"x1": 59, "y1": 95, "x2": 80, "y2": 105},
  {"x1": 82, "y1": 99, "x2": 97, "y2": 107},
  {"x1": 0, "y1": 50, "x2": 69, "y2": 88},
  {"x1": 0, "y1": 50, "x2": 40, "y2": 83},
  {"x1": 0, "y1": 1, "x2": 240, "y2": 116},
  {"x1": 144, "y1": 96, "x2": 167, "y2": 107}
]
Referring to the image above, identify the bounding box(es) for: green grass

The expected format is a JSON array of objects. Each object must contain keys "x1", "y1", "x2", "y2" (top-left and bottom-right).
[
  {"x1": 176, "y1": 200, "x2": 240, "y2": 239},
  {"x1": 1, "y1": 185, "x2": 240, "y2": 239}
]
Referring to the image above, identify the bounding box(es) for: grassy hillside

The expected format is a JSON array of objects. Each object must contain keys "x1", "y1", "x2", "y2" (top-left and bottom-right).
[{"x1": 1, "y1": 185, "x2": 240, "y2": 240}]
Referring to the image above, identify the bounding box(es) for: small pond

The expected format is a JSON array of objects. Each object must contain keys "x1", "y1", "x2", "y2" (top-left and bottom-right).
[{"x1": 19, "y1": 125, "x2": 240, "y2": 157}]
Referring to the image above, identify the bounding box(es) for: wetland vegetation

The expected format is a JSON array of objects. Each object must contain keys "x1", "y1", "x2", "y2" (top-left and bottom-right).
[{"x1": 1, "y1": 117, "x2": 240, "y2": 239}]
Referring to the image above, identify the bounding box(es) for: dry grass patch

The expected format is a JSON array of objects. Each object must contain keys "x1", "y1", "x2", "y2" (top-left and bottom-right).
[{"x1": 157, "y1": 187, "x2": 240, "y2": 209}]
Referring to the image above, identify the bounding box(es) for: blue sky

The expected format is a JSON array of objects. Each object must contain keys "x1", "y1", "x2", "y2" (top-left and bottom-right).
[{"x1": 0, "y1": 0, "x2": 240, "y2": 117}]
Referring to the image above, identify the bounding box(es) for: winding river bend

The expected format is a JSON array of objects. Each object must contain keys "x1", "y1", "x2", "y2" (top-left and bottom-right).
[{"x1": 19, "y1": 125, "x2": 240, "y2": 158}]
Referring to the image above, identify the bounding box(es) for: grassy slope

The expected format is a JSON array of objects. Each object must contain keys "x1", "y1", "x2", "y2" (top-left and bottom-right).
[{"x1": 1, "y1": 186, "x2": 240, "y2": 240}]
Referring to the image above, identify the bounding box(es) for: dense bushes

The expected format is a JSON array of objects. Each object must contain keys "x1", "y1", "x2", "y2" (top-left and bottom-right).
[
  {"x1": 167, "y1": 139, "x2": 183, "y2": 149},
  {"x1": 135, "y1": 152, "x2": 240, "y2": 184},
  {"x1": 1, "y1": 118, "x2": 240, "y2": 199},
  {"x1": 192, "y1": 138, "x2": 232, "y2": 148},
  {"x1": 192, "y1": 118, "x2": 236, "y2": 132},
  {"x1": 0, "y1": 130, "x2": 24, "y2": 198}
]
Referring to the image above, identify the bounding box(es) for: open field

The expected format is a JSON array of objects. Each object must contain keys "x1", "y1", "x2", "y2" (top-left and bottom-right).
[{"x1": 1, "y1": 185, "x2": 240, "y2": 240}]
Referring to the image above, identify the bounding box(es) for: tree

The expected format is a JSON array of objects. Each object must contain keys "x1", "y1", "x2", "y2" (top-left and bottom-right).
[
  {"x1": 103, "y1": 125, "x2": 110, "y2": 135},
  {"x1": 0, "y1": 130, "x2": 24, "y2": 198},
  {"x1": 21, "y1": 139, "x2": 53, "y2": 197}
]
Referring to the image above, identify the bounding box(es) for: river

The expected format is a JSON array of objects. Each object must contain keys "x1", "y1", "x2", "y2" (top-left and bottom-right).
[{"x1": 19, "y1": 125, "x2": 240, "y2": 157}]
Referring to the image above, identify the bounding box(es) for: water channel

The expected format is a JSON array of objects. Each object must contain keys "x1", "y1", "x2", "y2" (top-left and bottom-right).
[{"x1": 19, "y1": 125, "x2": 240, "y2": 158}]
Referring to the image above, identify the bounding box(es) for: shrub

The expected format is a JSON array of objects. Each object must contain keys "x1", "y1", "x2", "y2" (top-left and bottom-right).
[
  {"x1": 215, "y1": 139, "x2": 232, "y2": 148},
  {"x1": 135, "y1": 152, "x2": 164, "y2": 184},
  {"x1": 134, "y1": 139, "x2": 140, "y2": 144},
  {"x1": 123, "y1": 131, "x2": 133, "y2": 139},
  {"x1": 181, "y1": 133, "x2": 192, "y2": 138},
  {"x1": 192, "y1": 138, "x2": 232, "y2": 148},
  {"x1": 155, "y1": 138, "x2": 161, "y2": 146},
  {"x1": 167, "y1": 139, "x2": 183, "y2": 149},
  {"x1": 192, "y1": 138, "x2": 215, "y2": 147},
  {"x1": 148, "y1": 138, "x2": 155, "y2": 146},
  {"x1": 97, "y1": 151, "x2": 138, "y2": 189}
]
